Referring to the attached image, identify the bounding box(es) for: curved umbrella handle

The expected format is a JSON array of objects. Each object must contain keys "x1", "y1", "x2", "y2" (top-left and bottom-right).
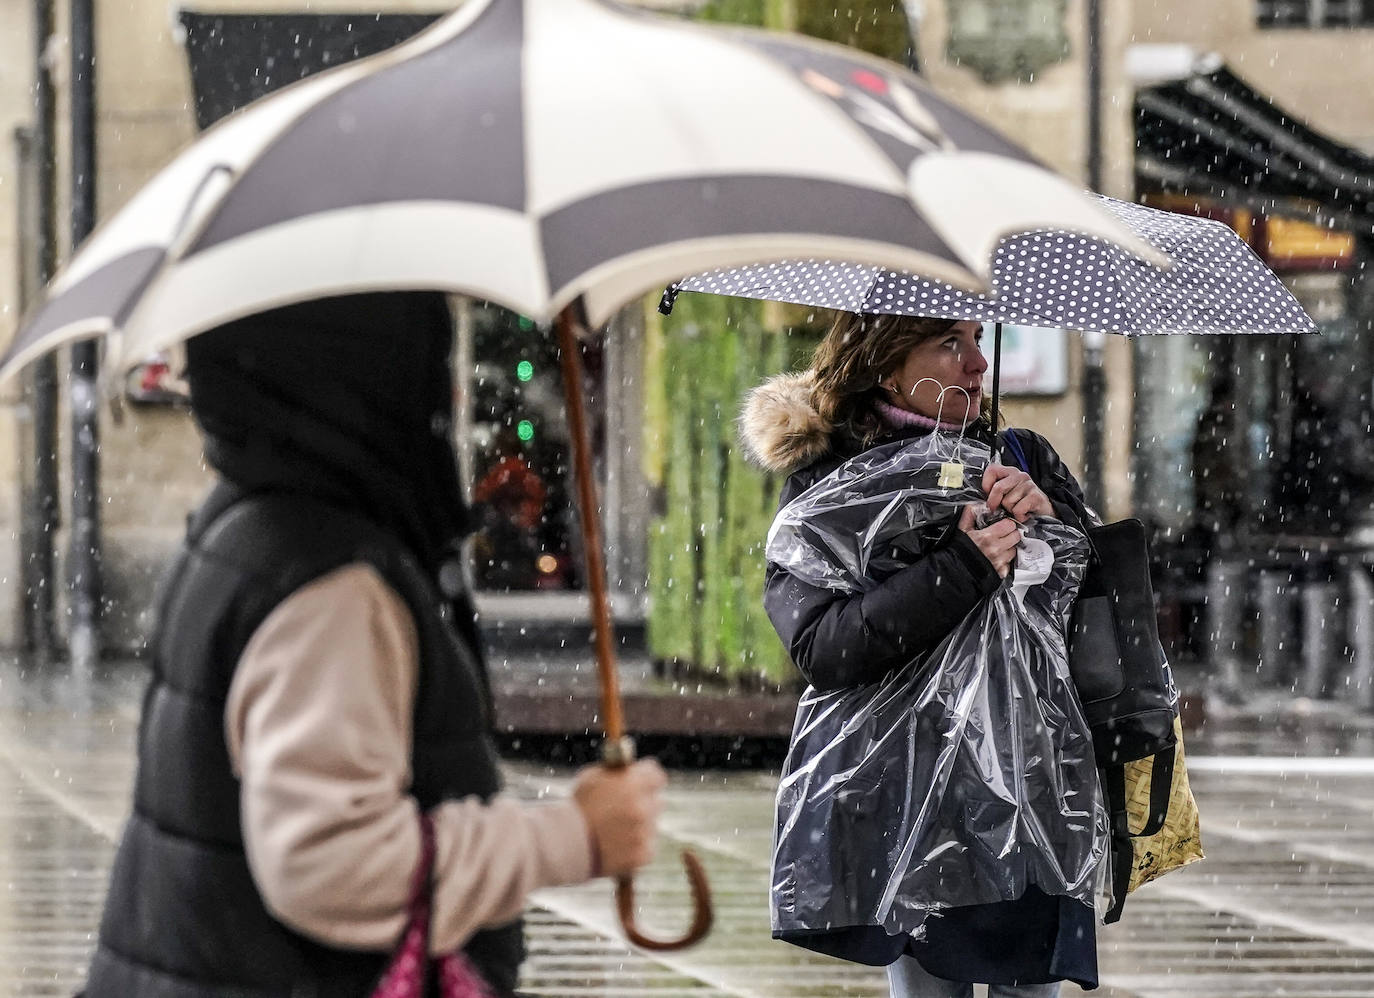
[
  {"x1": 601, "y1": 736, "x2": 713, "y2": 950},
  {"x1": 615, "y1": 849, "x2": 714, "y2": 951}
]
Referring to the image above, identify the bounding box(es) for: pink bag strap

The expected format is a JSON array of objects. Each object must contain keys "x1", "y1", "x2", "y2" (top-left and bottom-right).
[{"x1": 370, "y1": 811, "x2": 496, "y2": 998}]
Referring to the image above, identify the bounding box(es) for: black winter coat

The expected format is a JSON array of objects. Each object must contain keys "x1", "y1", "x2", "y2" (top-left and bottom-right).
[{"x1": 739, "y1": 371, "x2": 1100, "y2": 987}]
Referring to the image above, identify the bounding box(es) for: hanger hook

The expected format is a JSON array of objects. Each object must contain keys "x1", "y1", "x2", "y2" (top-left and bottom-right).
[{"x1": 909, "y1": 377, "x2": 972, "y2": 465}]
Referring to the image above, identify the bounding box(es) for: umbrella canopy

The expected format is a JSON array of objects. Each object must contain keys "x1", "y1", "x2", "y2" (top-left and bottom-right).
[
  {"x1": 1, "y1": 0, "x2": 1166, "y2": 381},
  {"x1": 664, "y1": 195, "x2": 1317, "y2": 335}
]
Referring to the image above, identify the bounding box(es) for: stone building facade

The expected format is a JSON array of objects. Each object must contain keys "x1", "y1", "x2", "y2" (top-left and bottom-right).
[{"x1": 2, "y1": 0, "x2": 1363, "y2": 656}]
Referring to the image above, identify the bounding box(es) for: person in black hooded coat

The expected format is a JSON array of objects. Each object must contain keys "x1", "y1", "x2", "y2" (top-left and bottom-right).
[
  {"x1": 79, "y1": 292, "x2": 665, "y2": 998},
  {"x1": 743, "y1": 312, "x2": 1098, "y2": 998}
]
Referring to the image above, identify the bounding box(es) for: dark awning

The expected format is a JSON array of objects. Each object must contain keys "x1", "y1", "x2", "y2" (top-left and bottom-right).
[
  {"x1": 178, "y1": 10, "x2": 442, "y2": 130},
  {"x1": 1135, "y1": 65, "x2": 1374, "y2": 235}
]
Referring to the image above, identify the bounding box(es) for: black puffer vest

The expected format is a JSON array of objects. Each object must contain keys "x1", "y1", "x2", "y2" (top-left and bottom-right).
[{"x1": 83, "y1": 484, "x2": 523, "y2": 998}]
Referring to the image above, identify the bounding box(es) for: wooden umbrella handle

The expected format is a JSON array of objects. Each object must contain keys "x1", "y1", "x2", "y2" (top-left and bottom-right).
[
  {"x1": 601, "y1": 736, "x2": 714, "y2": 949},
  {"x1": 554, "y1": 304, "x2": 624, "y2": 741},
  {"x1": 616, "y1": 852, "x2": 714, "y2": 951},
  {"x1": 554, "y1": 303, "x2": 713, "y2": 952}
]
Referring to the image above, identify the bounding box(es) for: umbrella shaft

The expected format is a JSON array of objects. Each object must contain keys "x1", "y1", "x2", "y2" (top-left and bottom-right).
[
  {"x1": 991, "y1": 322, "x2": 1002, "y2": 436},
  {"x1": 554, "y1": 304, "x2": 625, "y2": 743}
]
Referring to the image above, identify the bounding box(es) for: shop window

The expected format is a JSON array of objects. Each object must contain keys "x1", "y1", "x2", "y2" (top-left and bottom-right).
[
  {"x1": 1267, "y1": 272, "x2": 1369, "y2": 535},
  {"x1": 462, "y1": 304, "x2": 585, "y2": 593},
  {"x1": 1257, "y1": 0, "x2": 1374, "y2": 27}
]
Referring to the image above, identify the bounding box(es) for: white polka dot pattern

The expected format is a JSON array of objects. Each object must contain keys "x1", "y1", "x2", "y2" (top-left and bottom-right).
[{"x1": 672, "y1": 196, "x2": 1316, "y2": 335}]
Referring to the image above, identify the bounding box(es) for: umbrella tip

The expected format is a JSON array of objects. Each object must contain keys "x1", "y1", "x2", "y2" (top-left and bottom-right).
[{"x1": 658, "y1": 285, "x2": 679, "y2": 315}]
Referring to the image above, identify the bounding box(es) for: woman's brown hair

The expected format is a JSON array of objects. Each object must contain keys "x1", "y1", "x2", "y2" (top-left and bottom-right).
[{"x1": 809, "y1": 312, "x2": 993, "y2": 447}]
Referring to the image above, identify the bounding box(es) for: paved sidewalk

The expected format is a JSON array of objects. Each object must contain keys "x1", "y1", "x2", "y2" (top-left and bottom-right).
[{"x1": 4, "y1": 661, "x2": 1374, "y2": 997}]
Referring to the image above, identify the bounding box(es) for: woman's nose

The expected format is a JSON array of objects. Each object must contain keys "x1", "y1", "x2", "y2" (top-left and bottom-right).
[{"x1": 966, "y1": 348, "x2": 988, "y2": 374}]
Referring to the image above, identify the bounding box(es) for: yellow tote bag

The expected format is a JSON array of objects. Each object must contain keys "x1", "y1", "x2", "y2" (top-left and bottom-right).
[{"x1": 1122, "y1": 716, "x2": 1204, "y2": 893}]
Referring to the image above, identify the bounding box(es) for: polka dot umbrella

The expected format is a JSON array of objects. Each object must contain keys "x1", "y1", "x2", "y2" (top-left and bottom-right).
[{"x1": 663, "y1": 194, "x2": 1318, "y2": 427}]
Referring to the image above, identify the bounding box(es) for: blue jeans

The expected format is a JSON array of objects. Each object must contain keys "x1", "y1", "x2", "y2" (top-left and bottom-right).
[{"x1": 886, "y1": 955, "x2": 1062, "y2": 998}]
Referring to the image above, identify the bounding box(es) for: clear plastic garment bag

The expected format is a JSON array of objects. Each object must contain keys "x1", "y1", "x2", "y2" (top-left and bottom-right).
[{"x1": 768, "y1": 431, "x2": 1109, "y2": 941}]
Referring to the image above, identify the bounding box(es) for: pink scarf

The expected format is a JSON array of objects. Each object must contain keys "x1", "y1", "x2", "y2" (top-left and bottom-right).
[{"x1": 875, "y1": 399, "x2": 972, "y2": 433}]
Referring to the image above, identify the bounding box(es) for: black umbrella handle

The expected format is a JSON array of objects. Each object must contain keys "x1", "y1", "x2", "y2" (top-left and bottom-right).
[{"x1": 990, "y1": 321, "x2": 1002, "y2": 438}]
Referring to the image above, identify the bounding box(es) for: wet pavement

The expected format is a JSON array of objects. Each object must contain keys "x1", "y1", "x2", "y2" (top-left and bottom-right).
[{"x1": 5, "y1": 659, "x2": 1374, "y2": 997}]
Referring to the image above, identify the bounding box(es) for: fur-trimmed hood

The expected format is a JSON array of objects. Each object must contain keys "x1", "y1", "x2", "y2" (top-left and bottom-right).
[
  {"x1": 738, "y1": 371, "x2": 834, "y2": 475},
  {"x1": 739, "y1": 371, "x2": 996, "y2": 476}
]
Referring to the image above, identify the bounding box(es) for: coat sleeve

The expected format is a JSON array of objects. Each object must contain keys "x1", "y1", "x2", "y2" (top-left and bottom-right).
[
  {"x1": 764, "y1": 529, "x2": 1002, "y2": 692},
  {"x1": 1014, "y1": 429, "x2": 1096, "y2": 531},
  {"x1": 225, "y1": 564, "x2": 593, "y2": 955}
]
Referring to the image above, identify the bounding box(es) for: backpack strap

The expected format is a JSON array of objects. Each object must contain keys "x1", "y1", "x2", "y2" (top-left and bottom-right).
[
  {"x1": 1104, "y1": 790, "x2": 1132, "y2": 924},
  {"x1": 1137, "y1": 748, "x2": 1175, "y2": 838},
  {"x1": 1101, "y1": 747, "x2": 1177, "y2": 923},
  {"x1": 1001, "y1": 428, "x2": 1031, "y2": 474}
]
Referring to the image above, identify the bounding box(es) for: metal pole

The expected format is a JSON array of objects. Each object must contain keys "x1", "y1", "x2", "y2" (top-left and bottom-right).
[
  {"x1": 68, "y1": 0, "x2": 102, "y2": 670},
  {"x1": 14, "y1": 129, "x2": 57, "y2": 661},
  {"x1": 30, "y1": 0, "x2": 60, "y2": 660},
  {"x1": 1085, "y1": 0, "x2": 1103, "y2": 195},
  {"x1": 1081, "y1": 0, "x2": 1106, "y2": 510},
  {"x1": 14, "y1": 127, "x2": 39, "y2": 643}
]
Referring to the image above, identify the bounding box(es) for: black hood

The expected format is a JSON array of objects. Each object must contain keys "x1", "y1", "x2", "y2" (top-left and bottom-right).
[{"x1": 185, "y1": 291, "x2": 468, "y2": 572}]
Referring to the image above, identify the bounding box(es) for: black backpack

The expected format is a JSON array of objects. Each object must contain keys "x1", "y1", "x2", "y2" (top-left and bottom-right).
[
  {"x1": 1002, "y1": 431, "x2": 1179, "y2": 922},
  {"x1": 1068, "y1": 517, "x2": 1178, "y2": 764}
]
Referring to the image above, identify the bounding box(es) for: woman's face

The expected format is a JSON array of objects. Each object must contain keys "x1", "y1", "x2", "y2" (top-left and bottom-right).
[{"x1": 882, "y1": 320, "x2": 988, "y2": 424}]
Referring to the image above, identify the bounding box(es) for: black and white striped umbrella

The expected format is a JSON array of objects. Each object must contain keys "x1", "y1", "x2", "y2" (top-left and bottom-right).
[
  {"x1": 1, "y1": 0, "x2": 1166, "y2": 379},
  {"x1": 665, "y1": 195, "x2": 1316, "y2": 335}
]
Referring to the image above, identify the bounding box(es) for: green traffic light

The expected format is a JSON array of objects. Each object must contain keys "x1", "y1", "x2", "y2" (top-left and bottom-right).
[
  {"x1": 516, "y1": 419, "x2": 535, "y2": 442},
  {"x1": 516, "y1": 360, "x2": 534, "y2": 382}
]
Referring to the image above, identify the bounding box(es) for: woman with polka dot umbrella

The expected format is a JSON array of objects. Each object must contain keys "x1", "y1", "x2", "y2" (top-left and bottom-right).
[{"x1": 664, "y1": 194, "x2": 1317, "y2": 428}]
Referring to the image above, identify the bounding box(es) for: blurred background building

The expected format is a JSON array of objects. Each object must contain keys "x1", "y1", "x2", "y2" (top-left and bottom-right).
[{"x1": 3, "y1": 0, "x2": 1374, "y2": 709}]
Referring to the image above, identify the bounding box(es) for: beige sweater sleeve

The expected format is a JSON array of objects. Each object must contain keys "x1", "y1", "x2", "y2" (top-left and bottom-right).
[{"x1": 225, "y1": 563, "x2": 594, "y2": 954}]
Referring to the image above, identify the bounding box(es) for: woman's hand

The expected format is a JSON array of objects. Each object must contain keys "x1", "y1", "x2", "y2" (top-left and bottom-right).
[
  {"x1": 958, "y1": 504, "x2": 1021, "y2": 578},
  {"x1": 982, "y1": 464, "x2": 1054, "y2": 523},
  {"x1": 573, "y1": 759, "x2": 667, "y2": 878}
]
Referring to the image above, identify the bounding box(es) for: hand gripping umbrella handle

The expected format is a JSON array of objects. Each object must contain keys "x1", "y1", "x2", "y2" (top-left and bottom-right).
[
  {"x1": 602, "y1": 737, "x2": 714, "y2": 951},
  {"x1": 555, "y1": 302, "x2": 713, "y2": 951}
]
